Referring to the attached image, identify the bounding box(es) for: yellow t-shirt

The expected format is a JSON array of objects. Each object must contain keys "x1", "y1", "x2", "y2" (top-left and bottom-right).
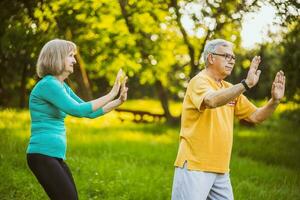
[{"x1": 174, "y1": 70, "x2": 257, "y2": 173}]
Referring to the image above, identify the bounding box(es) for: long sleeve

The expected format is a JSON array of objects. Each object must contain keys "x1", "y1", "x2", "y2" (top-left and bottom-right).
[
  {"x1": 38, "y1": 78, "x2": 93, "y2": 117},
  {"x1": 66, "y1": 83, "x2": 104, "y2": 118}
]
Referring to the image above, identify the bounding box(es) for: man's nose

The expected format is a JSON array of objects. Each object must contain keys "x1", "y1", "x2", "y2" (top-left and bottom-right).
[{"x1": 229, "y1": 59, "x2": 235, "y2": 65}]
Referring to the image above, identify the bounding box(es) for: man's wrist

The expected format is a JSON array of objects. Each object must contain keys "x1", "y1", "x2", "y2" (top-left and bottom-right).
[
  {"x1": 271, "y1": 98, "x2": 280, "y2": 104},
  {"x1": 241, "y1": 79, "x2": 251, "y2": 91}
]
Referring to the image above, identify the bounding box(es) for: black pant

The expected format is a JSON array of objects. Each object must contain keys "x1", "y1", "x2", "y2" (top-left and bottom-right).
[{"x1": 27, "y1": 153, "x2": 78, "y2": 200}]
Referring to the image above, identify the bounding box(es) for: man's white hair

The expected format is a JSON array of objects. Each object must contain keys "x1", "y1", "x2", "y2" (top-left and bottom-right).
[{"x1": 203, "y1": 39, "x2": 233, "y2": 66}]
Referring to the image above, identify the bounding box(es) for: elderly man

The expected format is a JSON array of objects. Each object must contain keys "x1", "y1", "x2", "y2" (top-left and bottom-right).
[{"x1": 171, "y1": 39, "x2": 285, "y2": 200}]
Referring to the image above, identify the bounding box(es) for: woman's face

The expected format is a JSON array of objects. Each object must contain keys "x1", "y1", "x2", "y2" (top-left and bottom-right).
[{"x1": 64, "y1": 51, "x2": 77, "y2": 75}]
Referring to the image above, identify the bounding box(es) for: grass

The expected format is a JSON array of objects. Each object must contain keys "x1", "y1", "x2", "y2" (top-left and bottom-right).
[{"x1": 0, "y1": 100, "x2": 300, "y2": 199}]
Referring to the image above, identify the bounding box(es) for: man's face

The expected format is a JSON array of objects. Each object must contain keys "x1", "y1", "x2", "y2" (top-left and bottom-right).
[{"x1": 209, "y1": 45, "x2": 235, "y2": 78}]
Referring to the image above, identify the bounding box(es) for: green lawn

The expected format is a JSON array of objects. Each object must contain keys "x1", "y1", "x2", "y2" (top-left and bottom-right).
[{"x1": 0, "y1": 101, "x2": 299, "y2": 199}]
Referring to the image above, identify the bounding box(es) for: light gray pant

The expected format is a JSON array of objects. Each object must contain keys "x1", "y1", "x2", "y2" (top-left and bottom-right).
[{"x1": 171, "y1": 163, "x2": 234, "y2": 200}]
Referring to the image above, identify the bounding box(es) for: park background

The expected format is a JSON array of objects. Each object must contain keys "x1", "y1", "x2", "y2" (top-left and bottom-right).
[{"x1": 0, "y1": 0, "x2": 299, "y2": 199}]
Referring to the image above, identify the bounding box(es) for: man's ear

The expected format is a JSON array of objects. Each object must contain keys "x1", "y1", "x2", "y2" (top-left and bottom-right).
[{"x1": 207, "y1": 54, "x2": 214, "y2": 64}]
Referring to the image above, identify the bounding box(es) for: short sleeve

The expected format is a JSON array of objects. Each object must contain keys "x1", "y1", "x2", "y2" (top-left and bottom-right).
[
  {"x1": 189, "y1": 77, "x2": 213, "y2": 111},
  {"x1": 234, "y1": 94, "x2": 257, "y2": 120}
]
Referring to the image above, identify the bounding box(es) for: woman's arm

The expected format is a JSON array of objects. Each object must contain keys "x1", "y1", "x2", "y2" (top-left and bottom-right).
[
  {"x1": 67, "y1": 69, "x2": 124, "y2": 118},
  {"x1": 40, "y1": 79, "x2": 93, "y2": 117},
  {"x1": 90, "y1": 69, "x2": 124, "y2": 111}
]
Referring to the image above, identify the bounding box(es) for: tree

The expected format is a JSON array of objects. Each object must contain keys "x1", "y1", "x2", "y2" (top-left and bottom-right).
[
  {"x1": 2, "y1": 0, "x2": 298, "y2": 114},
  {"x1": 281, "y1": 21, "x2": 300, "y2": 102},
  {"x1": 0, "y1": 0, "x2": 50, "y2": 107}
]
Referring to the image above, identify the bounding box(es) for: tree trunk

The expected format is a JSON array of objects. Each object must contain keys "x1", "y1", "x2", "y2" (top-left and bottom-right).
[
  {"x1": 170, "y1": 0, "x2": 199, "y2": 78},
  {"x1": 118, "y1": 0, "x2": 175, "y2": 121},
  {"x1": 72, "y1": 51, "x2": 93, "y2": 100},
  {"x1": 155, "y1": 80, "x2": 171, "y2": 119},
  {"x1": 65, "y1": 28, "x2": 93, "y2": 100},
  {"x1": 19, "y1": 64, "x2": 28, "y2": 108},
  {"x1": 0, "y1": 76, "x2": 4, "y2": 106}
]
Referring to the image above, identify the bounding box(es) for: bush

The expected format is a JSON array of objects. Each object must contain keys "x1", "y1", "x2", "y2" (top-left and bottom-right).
[{"x1": 280, "y1": 108, "x2": 300, "y2": 124}]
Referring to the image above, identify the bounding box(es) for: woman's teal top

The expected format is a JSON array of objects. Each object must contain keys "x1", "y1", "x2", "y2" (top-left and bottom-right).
[{"x1": 26, "y1": 75, "x2": 104, "y2": 160}]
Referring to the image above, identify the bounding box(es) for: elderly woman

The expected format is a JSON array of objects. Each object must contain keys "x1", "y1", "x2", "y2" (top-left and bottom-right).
[{"x1": 26, "y1": 39, "x2": 128, "y2": 200}]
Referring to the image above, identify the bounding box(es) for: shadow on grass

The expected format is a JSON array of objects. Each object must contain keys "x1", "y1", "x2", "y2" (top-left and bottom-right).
[{"x1": 233, "y1": 120, "x2": 300, "y2": 171}]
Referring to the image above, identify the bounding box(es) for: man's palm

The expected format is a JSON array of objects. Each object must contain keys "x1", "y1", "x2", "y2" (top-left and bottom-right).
[
  {"x1": 272, "y1": 71, "x2": 285, "y2": 100},
  {"x1": 246, "y1": 56, "x2": 261, "y2": 88}
]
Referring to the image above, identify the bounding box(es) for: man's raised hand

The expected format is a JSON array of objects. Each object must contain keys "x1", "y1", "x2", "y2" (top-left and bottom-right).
[
  {"x1": 245, "y1": 56, "x2": 261, "y2": 88},
  {"x1": 271, "y1": 70, "x2": 285, "y2": 101}
]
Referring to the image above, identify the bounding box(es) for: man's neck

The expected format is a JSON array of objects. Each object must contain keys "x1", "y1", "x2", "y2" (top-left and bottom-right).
[{"x1": 204, "y1": 68, "x2": 224, "y2": 83}]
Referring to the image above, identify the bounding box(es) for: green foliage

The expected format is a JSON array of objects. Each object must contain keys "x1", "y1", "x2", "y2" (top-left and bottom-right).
[
  {"x1": 0, "y1": 1, "x2": 51, "y2": 107},
  {"x1": 0, "y1": 0, "x2": 299, "y2": 109},
  {"x1": 281, "y1": 21, "x2": 300, "y2": 102}
]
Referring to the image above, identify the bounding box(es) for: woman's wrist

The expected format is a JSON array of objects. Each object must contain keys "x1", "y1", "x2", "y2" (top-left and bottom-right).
[
  {"x1": 115, "y1": 98, "x2": 123, "y2": 106},
  {"x1": 102, "y1": 99, "x2": 121, "y2": 113},
  {"x1": 108, "y1": 91, "x2": 116, "y2": 100}
]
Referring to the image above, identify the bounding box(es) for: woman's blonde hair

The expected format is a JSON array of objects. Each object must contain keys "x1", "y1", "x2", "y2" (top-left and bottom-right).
[{"x1": 36, "y1": 39, "x2": 77, "y2": 78}]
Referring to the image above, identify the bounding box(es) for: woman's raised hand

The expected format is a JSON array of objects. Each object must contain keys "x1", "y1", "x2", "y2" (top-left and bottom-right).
[
  {"x1": 109, "y1": 69, "x2": 124, "y2": 99},
  {"x1": 119, "y1": 76, "x2": 128, "y2": 103}
]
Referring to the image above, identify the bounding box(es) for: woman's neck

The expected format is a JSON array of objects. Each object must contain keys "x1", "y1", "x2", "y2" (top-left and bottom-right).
[{"x1": 54, "y1": 73, "x2": 68, "y2": 83}]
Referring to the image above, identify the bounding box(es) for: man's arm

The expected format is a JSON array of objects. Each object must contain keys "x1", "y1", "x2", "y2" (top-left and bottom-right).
[
  {"x1": 246, "y1": 99, "x2": 280, "y2": 123},
  {"x1": 246, "y1": 70, "x2": 286, "y2": 123},
  {"x1": 204, "y1": 84, "x2": 246, "y2": 108},
  {"x1": 204, "y1": 56, "x2": 261, "y2": 108}
]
